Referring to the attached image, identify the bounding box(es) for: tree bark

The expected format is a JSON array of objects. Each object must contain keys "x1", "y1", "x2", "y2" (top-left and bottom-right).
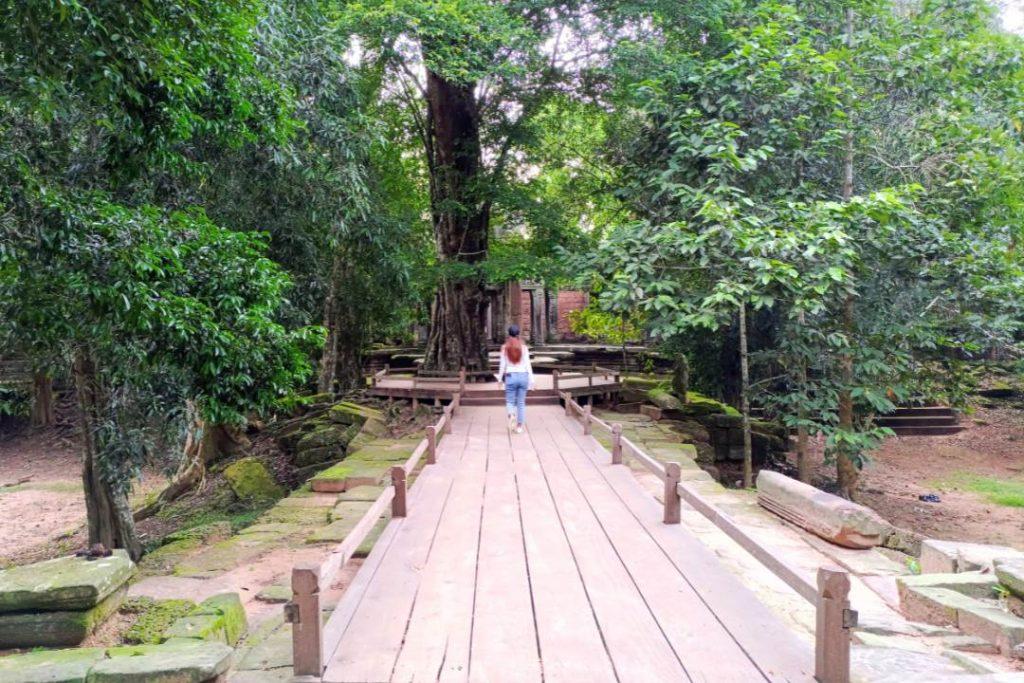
[
  {"x1": 72, "y1": 349, "x2": 142, "y2": 561},
  {"x1": 318, "y1": 255, "x2": 343, "y2": 396},
  {"x1": 835, "y1": 5, "x2": 859, "y2": 499},
  {"x1": 30, "y1": 371, "x2": 55, "y2": 428},
  {"x1": 738, "y1": 304, "x2": 753, "y2": 489},
  {"x1": 421, "y1": 67, "x2": 489, "y2": 372},
  {"x1": 796, "y1": 311, "x2": 811, "y2": 483},
  {"x1": 133, "y1": 407, "x2": 248, "y2": 522}
]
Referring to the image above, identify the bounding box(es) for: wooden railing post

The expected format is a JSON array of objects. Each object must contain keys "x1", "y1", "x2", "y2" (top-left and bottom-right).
[
  {"x1": 611, "y1": 423, "x2": 623, "y2": 465},
  {"x1": 583, "y1": 403, "x2": 592, "y2": 435},
  {"x1": 663, "y1": 462, "x2": 681, "y2": 524},
  {"x1": 391, "y1": 466, "x2": 407, "y2": 518},
  {"x1": 444, "y1": 410, "x2": 453, "y2": 434},
  {"x1": 288, "y1": 564, "x2": 323, "y2": 677},
  {"x1": 426, "y1": 425, "x2": 437, "y2": 465},
  {"x1": 459, "y1": 367, "x2": 466, "y2": 393},
  {"x1": 563, "y1": 392, "x2": 572, "y2": 417},
  {"x1": 552, "y1": 369, "x2": 560, "y2": 392},
  {"x1": 816, "y1": 567, "x2": 854, "y2": 683}
]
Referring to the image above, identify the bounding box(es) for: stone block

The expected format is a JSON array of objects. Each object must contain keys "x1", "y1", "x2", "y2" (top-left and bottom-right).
[
  {"x1": 88, "y1": 640, "x2": 234, "y2": 682},
  {"x1": 179, "y1": 593, "x2": 247, "y2": 646},
  {"x1": 330, "y1": 500, "x2": 374, "y2": 523},
  {"x1": 957, "y1": 603, "x2": 1024, "y2": 657},
  {"x1": 639, "y1": 404, "x2": 662, "y2": 421},
  {"x1": 995, "y1": 557, "x2": 1024, "y2": 600},
  {"x1": 336, "y1": 484, "x2": 387, "y2": 502},
  {"x1": 310, "y1": 461, "x2": 388, "y2": 493},
  {"x1": 0, "y1": 585, "x2": 126, "y2": 648},
  {"x1": 756, "y1": 470, "x2": 893, "y2": 548},
  {"x1": 0, "y1": 646, "x2": 105, "y2": 683},
  {"x1": 898, "y1": 586, "x2": 978, "y2": 627},
  {"x1": 897, "y1": 572, "x2": 999, "y2": 602},
  {"x1": 0, "y1": 550, "x2": 133, "y2": 613},
  {"x1": 223, "y1": 458, "x2": 285, "y2": 503},
  {"x1": 920, "y1": 539, "x2": 1024, "y2": 574}
]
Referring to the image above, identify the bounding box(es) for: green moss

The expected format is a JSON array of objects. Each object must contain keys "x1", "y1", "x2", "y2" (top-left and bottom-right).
[
  {"x1": 122, "y1": 597, "x2": 197, "y2": 645},
  {"x1": 223, "y1": 458, "x2": 286, "y2": 503},
  {"x1": 192, "y1": 593, "x2": 247, "y2": 645}
]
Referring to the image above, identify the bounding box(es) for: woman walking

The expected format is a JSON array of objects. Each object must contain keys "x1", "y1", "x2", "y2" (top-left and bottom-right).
[{"x1": 497, "y1": 324, "x2": 534, "y2": 433}]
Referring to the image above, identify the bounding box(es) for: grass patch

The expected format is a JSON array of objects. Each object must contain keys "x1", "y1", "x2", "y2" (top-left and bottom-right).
[{"x1": 933, "y1": 472, "x2": 1024, "y2": 507}]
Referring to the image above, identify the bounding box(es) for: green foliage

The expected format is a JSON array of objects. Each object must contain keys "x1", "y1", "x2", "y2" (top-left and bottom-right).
[
  {"x1": 568, "y1": 306, "x2": 643, "y2": 345},
  {"x1": 122, "y1": 597, "x2": 197, "y2": 645},
  {"x1": 935, "y1": 473, "x2": 1024, "y2": 508}
]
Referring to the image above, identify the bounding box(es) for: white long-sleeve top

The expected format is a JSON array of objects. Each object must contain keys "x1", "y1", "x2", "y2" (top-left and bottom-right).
[{"x1": 497, "y1": 343, "x2": 534, "y2": 385}]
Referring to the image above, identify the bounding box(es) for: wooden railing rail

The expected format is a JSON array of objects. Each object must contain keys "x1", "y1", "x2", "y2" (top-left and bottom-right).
[
  {"x1": 287, "y1": 392, "x2": 461, "y2": 678},
  {"x1": 560, "y1": 393, "x2": 855, "y2": 683},
  {"x1": 369, "y1": 364, "x2": 389, "y2": 388}
]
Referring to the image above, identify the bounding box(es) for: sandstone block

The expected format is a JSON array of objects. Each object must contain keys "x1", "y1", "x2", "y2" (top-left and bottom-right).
[
  {"x1": 995, "y1": 557, "x2": 1024, "y2": 600},
  {"x1": 0, "y1": 550, "x2": 133, "y2": 613},
  {"x1": 920, "y1": 539, "x2": 1024, "y2": 574},
  {"x1": 756, "y1": 470, "x2": 892, "y2": 548},
  {"x1": 0, "y1": 585, "x2": 126, "y2": 648}
]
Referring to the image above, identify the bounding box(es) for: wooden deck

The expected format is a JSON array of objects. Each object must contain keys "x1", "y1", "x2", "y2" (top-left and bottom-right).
[{"x1": 319, "y1": 405, "x2": 813, "y2": 683}]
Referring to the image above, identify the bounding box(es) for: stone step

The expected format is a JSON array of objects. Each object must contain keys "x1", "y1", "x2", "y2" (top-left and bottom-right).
[
  {"x1": 885, "y1": 424, "x2": 966, "y2": 436},
  {"x1": 920, "y1": 539, "x2": 1024, "y2": 574},
  {"x1": 875, "y1": 415, "x2": 959, "y2": 427},
  {"x1": 899, "y1": 584, "x2": 1024, "y2": 657}
]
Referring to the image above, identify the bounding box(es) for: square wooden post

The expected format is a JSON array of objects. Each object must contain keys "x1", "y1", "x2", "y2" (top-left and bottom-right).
[
  {"x1": 444, "y1": 410, "x2": 453, "y2": 434},
  {"x1": 583, "y1": 403, "x2": 592, "y2": 435},
  {"x1": 426, "y1": 425, "x2": 437, "y2": 465},
  {"x1": 815, "y1": 567, "x2": 854, "y2": 683},
  {"x1": 552, "y1": 369, "x2": 560, "y2": 392},
  {"x1": 563, "y1": 392, "x2": 572, "y2": 417},
  {"x1": 459, "y1": 367, "x2": 466, "y2": 392},
  {"x1": 611, "y1": 424, "x2": 623, "y2": 465},
  {"x1": 391, "y1": 466, "x2": 407, "y2": 518},
  {"x1": 288, "y1": 565, "x2": 323, "y2": 677},
  {"x1": 663, "y1": 462, "x2": 681, "y2": 524}
]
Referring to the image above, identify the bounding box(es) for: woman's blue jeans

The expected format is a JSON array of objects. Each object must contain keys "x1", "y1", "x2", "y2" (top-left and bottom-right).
[{"x1": 504, "y1": 372, "x2": 529, "y2": 425}]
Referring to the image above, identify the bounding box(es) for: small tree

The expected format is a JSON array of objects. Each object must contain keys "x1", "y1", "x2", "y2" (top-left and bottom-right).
[{"x1": 1, "y1": 197, "x2": 318, "y2": 558}]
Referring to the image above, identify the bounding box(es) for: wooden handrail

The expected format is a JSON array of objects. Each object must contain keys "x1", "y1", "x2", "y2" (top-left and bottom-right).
[
  {"x1": 560, "y1": 392, "x2": 854, "y2": 683},
  {"x1": 288, "y1": 391, "x2": 461, "y2": 678}
]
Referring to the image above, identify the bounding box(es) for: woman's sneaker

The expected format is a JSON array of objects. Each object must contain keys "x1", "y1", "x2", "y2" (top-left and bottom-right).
[
  {"x1": 515, "y1": 426, "x2": 524, "y2": 434},
  {"x1": 508, "y1": 414, "x2": 517, "y2": 432}
]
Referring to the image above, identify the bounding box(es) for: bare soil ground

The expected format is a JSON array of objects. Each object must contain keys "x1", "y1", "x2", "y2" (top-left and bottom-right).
[
  {"x1": 808, "y1": 405, "x2": 1024, "y2": 549},
  {"x1": 0, "y1": 425, "x2": 167, "y2": 566}
]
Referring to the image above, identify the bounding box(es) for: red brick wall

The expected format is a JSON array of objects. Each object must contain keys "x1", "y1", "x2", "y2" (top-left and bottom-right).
[
  {"x1": 519, "y1": 291, "x2": 532, "y2": 339},
  {"x1": 557, "y1": 290, "x2": 587, "y2": 338}
]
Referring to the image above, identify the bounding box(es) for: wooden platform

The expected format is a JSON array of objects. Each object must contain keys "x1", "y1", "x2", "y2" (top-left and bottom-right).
[
  {"x1": 367, "y1": 373, "x2": 621, "y2": 404},
  {"x1": 319, "y1": 405, "x2": 813, "y2": 682}
]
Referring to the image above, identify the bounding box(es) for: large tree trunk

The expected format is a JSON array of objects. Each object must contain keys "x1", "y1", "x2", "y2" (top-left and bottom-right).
[
  {"x1": 318, "y1": 256, "x2": 342, "y2": 396},
  {"x1": 319, "y1": 252, "x2": 367, "y2": 393},
  {"x1": 421, "y1": 68, "x2": 489, "y2": 372},
  {"x1": 30, "y1": 370, "x2": 55, "y2": 428},
  {"x1": 72, "y1": 350, "x2": 142, "y2": 561}
]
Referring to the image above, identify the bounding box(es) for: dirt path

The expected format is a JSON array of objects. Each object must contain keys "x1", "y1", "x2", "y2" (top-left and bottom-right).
[{"x1": 810, "y1": 406, "x2": 1024, "y2": 549}]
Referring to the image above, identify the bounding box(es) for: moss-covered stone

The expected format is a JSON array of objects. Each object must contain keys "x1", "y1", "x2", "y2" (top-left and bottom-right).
[
  {"x1": 255, "y1": 585, "x2": 291, "y2": 604},
  {"x1": 0, "y1": 585, "x2": 127, "y2": 648},
  {"x1": 329, "y1": 500, "x2": 375, "y2": 524},
  {"x1": 161, "y1": 522, "x2": 232, "y2": 546},
  {"x1": 647, "y1": 388, "x2": 682, "y2": 410},
  {"x1": 89, "y1": 640, "x2": 233, "y2": 683},
  {"x1": 0, "y1": 646, "x2": 106, "y2": 683},
  {"x1": 336, "y1": 484, "x2": 388, "y2": 502},
  {"x1": 189, "y1": 593, "x2": 247, "y2": 645},
  {"x1": 328, "y1": 401, "x2": 383, "y2": 425},
  {"x1": 296, "y1": 422, "x2": 360, "y2": 452},
  {"x1": 310, "y1": 461, "x2": 389, "y2": 493},
  {"x1": 0, "y1": 550, "x2": 134, "y2": 613},
  {"x1": 122, "y1": 597, "x2": 197, "y2": 645},
  {"x1": 223, "y1": 458, "x2": 285, "y2": 503}
]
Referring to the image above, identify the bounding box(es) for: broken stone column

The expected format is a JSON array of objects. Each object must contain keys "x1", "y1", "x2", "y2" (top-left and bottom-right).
[{"x1": 755, "y1": 470, "x2": 893, "y2": 549}]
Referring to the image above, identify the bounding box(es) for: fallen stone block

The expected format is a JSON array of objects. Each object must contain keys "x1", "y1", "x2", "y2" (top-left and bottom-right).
[
  {"x1": 920, "y1": 539, "x2": 1024, "y2": 574},
  {"x1": 184, "y1": 593, "x2": 247, "y2": 646},
  {"x1": 755, "y1": 470, "x2": 893, "y2": 548},
  {"x1": 88, "y1": 640, "x2": 234, "y2": 683},
  {"x1": 0, "y1": 646, "x2": 106, "y2": 682},
  {"x1": 899, "y1": 586, "x2": 980, "y2": 627},
  {"x1": 0, "y1": 585, "x2": 127, "y2": 648},
  {"x1": 330, "y1": 500, "x2": 375, "y2": 523},
  {"x1": 0, "y1": 549, "x2": 133, "y2": 612},
  {"x1": 995, "y1": 557, "x2": 1024, "y2": 600},
  {"x1": 639, "y1": 404, "x2": 662, "y2": 421},
  {"x1": 223, "y1": 457, "x2": 285, "y2": 503},
  {"x1": 897, "y1": 572, "x2": 999, "y2": 602},
  {"x1": 336, "y1": 484, "x2": 387, "y2": 502},
  {"x1": 310, "y1": 461, "x2": 389, "y2": 493},
  {"x1": 957, "y1": 603, "x2": 1024, "y2": 658}
]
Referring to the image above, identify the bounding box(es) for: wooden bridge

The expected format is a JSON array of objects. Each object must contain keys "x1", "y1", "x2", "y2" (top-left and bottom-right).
[{"x1": 287, "y1": 394, "x2": 857, "y2": 683}]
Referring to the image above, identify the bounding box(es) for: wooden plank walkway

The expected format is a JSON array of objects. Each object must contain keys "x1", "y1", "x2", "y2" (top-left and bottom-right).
[{"x1": 321, "y1": 405, "x2": 813, "y2": 683}]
